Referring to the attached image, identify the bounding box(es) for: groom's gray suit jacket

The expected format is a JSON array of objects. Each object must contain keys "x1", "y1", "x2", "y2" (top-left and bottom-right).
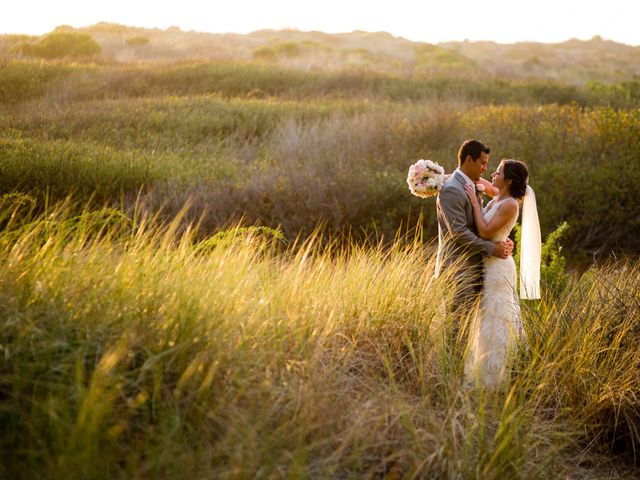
[{"x1": 435, "y1": 171, "x2": 495, "y2": 285}]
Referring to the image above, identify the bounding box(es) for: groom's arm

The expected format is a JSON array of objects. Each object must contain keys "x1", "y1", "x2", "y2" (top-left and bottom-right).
[{"x1": 439, "y1": 186, "x2": 495, "y2": 257}]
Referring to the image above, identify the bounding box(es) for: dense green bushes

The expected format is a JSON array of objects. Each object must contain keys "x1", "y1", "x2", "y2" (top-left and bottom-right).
[
  {"x1": 2, "y1": 95, "x2": 637, "y2": 255},
  {"x1": 0, "y1": 61, "x2": 74, "y2": 104},
  {"x1": 0, "y1": 134, "x2": 160, "y2": 203},
  {"x1": 125, "y1": 35, "x2": 150, "y2": 47},
  {"x1": 1, "y1": 60, "x2": 640, "y2": 107},
  {"x1": 14, "y1": 32, "x2": 101, "y2": 59},
  {"x1": 466, "y1": 105, "x2": 640, "y2": 254},
  {"x1": 1, "y1": 61, "x2": 638, "y2": 256}
]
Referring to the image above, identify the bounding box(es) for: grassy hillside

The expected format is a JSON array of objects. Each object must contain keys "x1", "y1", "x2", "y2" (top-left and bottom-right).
[
  {"x1": 441, "y1": 36, "x2": 640, "y2": 84},
  {"x1": 1, "y1": 59, "x2": 639, "y2": 256},
  {"x1": 1, "y1": 26, "x2": 639, "y2": 478},
  {"x1": 2, "y1": 23, "x2": 640, "y2": 83}
]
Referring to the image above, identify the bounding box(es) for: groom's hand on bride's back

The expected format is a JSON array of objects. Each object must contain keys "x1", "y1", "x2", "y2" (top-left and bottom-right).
[{"x1": 492, "y1": 239, "x2": 514, "y2": 258}]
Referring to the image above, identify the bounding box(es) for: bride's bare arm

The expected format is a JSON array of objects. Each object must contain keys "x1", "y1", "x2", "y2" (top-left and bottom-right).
[
  {"x1": 464, "y1": 184, "x2": 518, "y2": 239},
  {"x1": 476, "y1": 177, "x2": 499, "y2": 198}
]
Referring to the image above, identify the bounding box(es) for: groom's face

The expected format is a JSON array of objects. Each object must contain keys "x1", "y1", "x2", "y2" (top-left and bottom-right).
[{"x1": 466, "y1": 152, "x2": 489, "y2": 181}]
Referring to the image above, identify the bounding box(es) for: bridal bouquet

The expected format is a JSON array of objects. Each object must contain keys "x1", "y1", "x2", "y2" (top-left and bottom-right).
[{"x1": 406, "y1": 159, "x2": 446, "y2": 198}]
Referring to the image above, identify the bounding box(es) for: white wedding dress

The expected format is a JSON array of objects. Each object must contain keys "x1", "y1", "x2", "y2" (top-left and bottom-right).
[{"x1": 464, "y1": 198, "x2": 525, "y2": 387}]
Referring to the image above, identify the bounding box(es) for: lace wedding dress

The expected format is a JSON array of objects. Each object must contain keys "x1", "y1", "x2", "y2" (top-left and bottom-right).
[{"x1": 464, "y1": 198, "x2": 525, "y2": 387}]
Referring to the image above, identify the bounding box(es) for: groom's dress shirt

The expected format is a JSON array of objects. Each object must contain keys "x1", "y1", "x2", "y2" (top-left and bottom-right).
[
  {"x1": 455, "y1": 168, "x2": 483, "y2": 205},
  {"x1": 455, "y1": 168, "x2": 474, "y2": 187}
]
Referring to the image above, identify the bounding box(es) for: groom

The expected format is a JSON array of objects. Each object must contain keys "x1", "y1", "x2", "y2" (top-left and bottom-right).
[{"x1": 435, "y1": 139, "x2": 513, "y2": 319}]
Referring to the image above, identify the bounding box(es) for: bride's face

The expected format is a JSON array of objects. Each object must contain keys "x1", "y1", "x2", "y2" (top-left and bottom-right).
[{"x1": 491, "y1": 163, "x2": 508, "y2": 191}]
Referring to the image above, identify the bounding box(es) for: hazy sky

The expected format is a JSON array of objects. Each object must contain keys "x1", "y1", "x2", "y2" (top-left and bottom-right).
[{"x1": 3, "y1": 0, "x2": 639, "y2": 46}]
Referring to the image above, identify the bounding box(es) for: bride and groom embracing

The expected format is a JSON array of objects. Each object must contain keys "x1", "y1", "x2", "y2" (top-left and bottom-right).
[{"x1": 435, "y1": 139, "x2": 541, "y2": 387}]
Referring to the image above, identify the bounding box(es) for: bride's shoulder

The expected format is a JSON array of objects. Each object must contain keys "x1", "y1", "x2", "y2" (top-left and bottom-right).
[{"x1": 497, "y1": 197, "x2": 519, "y2": 214}]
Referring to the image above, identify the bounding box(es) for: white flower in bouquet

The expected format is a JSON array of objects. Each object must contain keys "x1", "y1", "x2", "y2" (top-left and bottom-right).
[{"x1": 407, "y1": 159, "x2": 446, "y2": 198}]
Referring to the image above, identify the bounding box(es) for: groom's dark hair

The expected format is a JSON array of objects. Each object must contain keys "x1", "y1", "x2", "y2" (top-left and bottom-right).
[{"x1": 458, "y1": 139, "x2": 491, "y2": 166}]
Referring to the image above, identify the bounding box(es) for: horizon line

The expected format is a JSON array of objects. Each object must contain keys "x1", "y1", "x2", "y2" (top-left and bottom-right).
[{"x1": 1, "y1": 22, "x2": 639, "y2": 48}]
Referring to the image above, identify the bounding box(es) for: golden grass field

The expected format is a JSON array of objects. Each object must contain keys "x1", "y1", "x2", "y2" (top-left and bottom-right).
[{"x1": 1, "y1": 27, "x2": 640, "y2": 478}]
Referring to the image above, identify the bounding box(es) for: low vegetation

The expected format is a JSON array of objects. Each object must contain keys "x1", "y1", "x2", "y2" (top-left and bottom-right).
[
  {"x1": 0, "y1": 200, "x2": 638, "y2": 478},
  {"x1": 1, "y1": 77, "x2": 638, "y2": 255},
  {"x1": 0, "y1": 25, "x2": 638, "y2": 478},
  {"x1": 13, "y1": 31, "x2": 101, "y2": 59}
]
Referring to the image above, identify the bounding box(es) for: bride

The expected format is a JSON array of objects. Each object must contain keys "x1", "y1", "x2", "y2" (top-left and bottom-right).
[{"x1": 462, "y1": 159, "x2": 540, "y2": 387}]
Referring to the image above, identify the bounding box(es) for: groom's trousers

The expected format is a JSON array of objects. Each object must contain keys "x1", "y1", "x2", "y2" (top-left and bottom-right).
[{"x1": 446, "y1": 261, "x2": 484, "y2": 354}]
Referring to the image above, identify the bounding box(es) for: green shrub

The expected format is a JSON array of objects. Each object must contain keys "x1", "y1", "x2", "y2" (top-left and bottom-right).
[
  {"x1": 254, "y1": 42, "x2": 304, "y2": 60},
  {"x1": 126, "y1": 36, "x2": 150, "y2": 47},
  {"x1": 0, "y1": 61, "x2": 73, "y2": 104},
  {"x1": 253, "y1": 45, "x2": 276, "y2": 59},
  {"x1": 16, "y1": 32, "x2": 101, "y2": 59},
  {"x1": 540, "y1": 222, "x2": 570, "y2": 296},
  {"x1": 513, "y1": 221, "x2": 570, "y2": 298},
  {"x1": 0, "y1": 134, "x2": 160, "y2": 204},
  {"x1": 464, "y1": 104, "x2": 640, "y2": 254},
  {"x1": 273, "y1": 42, "x2": 301, "y2": 57},
  {"x1": 415, "y1": 44, "x2": 478, "y2": 74}
]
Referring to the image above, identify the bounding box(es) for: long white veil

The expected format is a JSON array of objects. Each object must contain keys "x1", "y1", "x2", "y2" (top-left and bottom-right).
[{"x1": 520, "y1": 185, "x2": 541, "y2": 299}]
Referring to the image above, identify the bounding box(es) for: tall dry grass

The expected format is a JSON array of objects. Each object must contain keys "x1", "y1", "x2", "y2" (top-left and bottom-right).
[{"x1": 1, "y1": 199, "x2": 638, "y2": 478}]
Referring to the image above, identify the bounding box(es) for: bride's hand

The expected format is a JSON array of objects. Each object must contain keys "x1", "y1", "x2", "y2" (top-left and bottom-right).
[{"x1": 464, "y1": 184, "x2": 480, "y2": 209}]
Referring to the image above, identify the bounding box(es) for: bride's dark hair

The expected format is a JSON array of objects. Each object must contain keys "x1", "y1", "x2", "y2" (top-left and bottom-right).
[{"x1": 502, "y1": 159, "x2": 528, "y2": 199}]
